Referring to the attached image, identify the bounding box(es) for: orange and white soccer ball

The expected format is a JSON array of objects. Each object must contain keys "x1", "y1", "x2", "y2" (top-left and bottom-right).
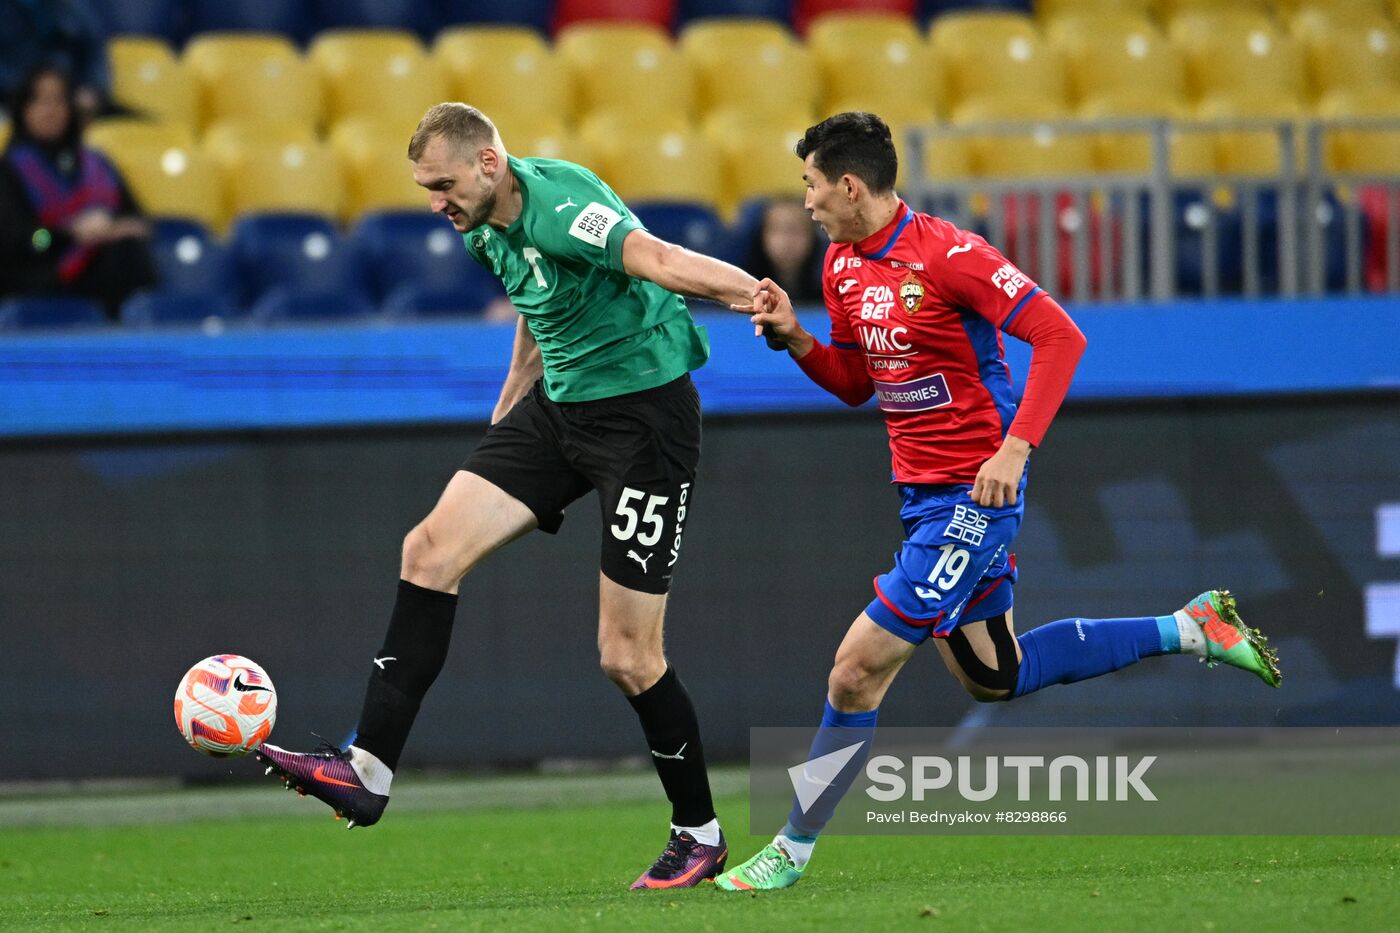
[{"x1": 174, "y1": 654, "x2": 277, "y2": 757}]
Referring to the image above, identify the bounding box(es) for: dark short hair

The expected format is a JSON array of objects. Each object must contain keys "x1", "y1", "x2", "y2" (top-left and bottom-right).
[{"x1": 794, "y1": 112, "x2": 897, "y2": 194}]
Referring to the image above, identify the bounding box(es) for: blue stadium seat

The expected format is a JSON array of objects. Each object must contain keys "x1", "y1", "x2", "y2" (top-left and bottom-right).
[
  {"x1": 0, "y1": 296, "x2": 109, "y2": 331},
  {"x1": 439, "y1": 0, "x2": 553, "y2": 34},
  {"x1": 349, "y1": 212, "x2": 504, "y2": 302},
  {"x1": 381, "y1": 283, "x2": 498, "y2": 319},
  {"x1": 250, "y1": 286, "x2": 378, "y2": 324},
  {"x1": 189, "y1": 0, "x2": 312, "y2": 44},
  {"x1": 677, "y1": 0, "x2": 793, "y2": 26},
  {"x1": 632, "y1": 202, "x2": 738, "y2": 266},
  {"x1": 311, "y1": 0, "x2": 439, "y2": 38},
  {"x1": 150, "y1": 220, "x2": 237, "y2": 298},
  {"x1": 230, "y1": 215, "x2": 365, "y2": 307},
  {"x1": 91, "y1": 0, "x2": 186, "y2": 41},
  {"x1": 119, "y1": 291, "x2": 243, "y2": 329}
]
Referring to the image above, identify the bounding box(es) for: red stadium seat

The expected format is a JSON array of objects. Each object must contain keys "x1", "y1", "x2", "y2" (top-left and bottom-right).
[
  {"x1": 796, "y1": 0, "x2": 916, "y2": 36},
  {"x1": 555, "y1": 0, "x2": 675, "y2": 33}
]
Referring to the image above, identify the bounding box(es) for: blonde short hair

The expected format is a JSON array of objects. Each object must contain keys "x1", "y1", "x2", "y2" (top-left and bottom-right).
[{"x1": 408, "y1": 102, "x2": 502, "y2": 161}]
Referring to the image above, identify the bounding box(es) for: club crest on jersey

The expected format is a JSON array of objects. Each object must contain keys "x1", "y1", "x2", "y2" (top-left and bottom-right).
[{"x1": 899, "y1": 271, "x2": 925, "y2": 314}]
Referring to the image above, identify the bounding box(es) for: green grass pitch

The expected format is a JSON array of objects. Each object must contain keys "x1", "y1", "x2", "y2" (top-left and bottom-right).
[{"x1": 2, "y1": 768, "x2": 1396, "y2": 931}]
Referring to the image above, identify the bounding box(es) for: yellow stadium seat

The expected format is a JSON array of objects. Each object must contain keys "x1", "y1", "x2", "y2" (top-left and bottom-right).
[
  {"x1": 0, "y1": 115, "x2": 9, "y2": 151},
  {"x1": 434, "y1": 27, "x2": 572, "y2": 128},
  {"x1": 589, "y1": 129, "x2": 720, "y2": 207},
  {"x1": 931, "y1": 14, "x2": 1067, "y2": 116},
  {"x1": 86, "y1": 118, "x2": 194, "y2": 156},
  {"x1": 327, "y1": 124, "x2": 422, "y2": 221},
  {"x1": 1298, "y1": 22, "x2": 1400, "y2": 96},
  {"x1": 183, "y1": 33, "x2": 322, "y2": 130},
  {"x1": 1197, "y1": 91, "x2": 1307, "y2": 175},
  {"x1": 1157, "y1": 0, "x2": 1270, "y2": 16},
  {"x1": 809, "y1": 13, "x2": 938, "y2": 121},
  {"x1": 1171, "y1": 13, "x2": 1309, "y2": 103},
  {"x1": 680, "y1": 18, "x2": 819, "y2": 121},
  {"x1": 1078, "y1": 92, "x2": 1214, "y2": 176},
  {"x1": 1288, "y1": 3, "x2": 1392, "y2": 38},
  {"x1": 202, "y1": 118, "x2": 318, "y2": 170},
  {"x1": 1275, "y1": 0, "x2": 1387, "y2": 14},
  {"x1": 557, "y1": 23, "x2": 696, "y2": 122},
  {"x1": 109, "y1": 146, "x2": 225, "y2": 230},
  {"x1": 1047, "y1": 13, "x2": 1186, "y2": 105},
  {"x1": 1034, "y1": 0, "x2": 1153, "y2": 17},
  {"x1": 223, "y1": 142, "x2": 343, "y2": 219},
  {"x1": 947, "y1": 98, "x2": 1093, "y2": 178},
  {"x1": 505, "y1": 119, "x2": 595, "y2": 165},
  {"x1": 309, "y1": 30, "x2": 447, "y2": 127},
  {"x1": 108, "y1": 38, "x2": 198, "y2": 127},
  {"x1": 578, "y1": 109, "x2": 693, "y2": 171},
  {"x1": 1317, "y1": 87, "x2": 1400, "y2": 172},
  {"x1": 703, "y1": 109, "x2": 808, "y2": 213}
]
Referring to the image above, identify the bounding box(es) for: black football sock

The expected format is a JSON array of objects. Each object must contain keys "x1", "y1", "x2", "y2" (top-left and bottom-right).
[
  {"x1": 351, "y1": 579, "x2": 458, "y2": 772},
  {"x1": 626, "y1": 666, "x2": 717, "y2": 828}
]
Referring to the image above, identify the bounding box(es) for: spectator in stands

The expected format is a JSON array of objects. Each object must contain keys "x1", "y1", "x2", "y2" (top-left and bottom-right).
[
  {"x1": 745, "y1": 199, "x2": 825, "y2": 305},
  {"x1": 0, "y1": 0, "x2": 109, "y2": 123},
  {"x1": 0, "y1": 65, "x2": 156, "y2": 318}
]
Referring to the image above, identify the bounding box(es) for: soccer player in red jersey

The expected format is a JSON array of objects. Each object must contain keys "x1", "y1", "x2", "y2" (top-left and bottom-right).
[{"x1": 717, "y1": 112, "x2": 1282, "y2": 892}]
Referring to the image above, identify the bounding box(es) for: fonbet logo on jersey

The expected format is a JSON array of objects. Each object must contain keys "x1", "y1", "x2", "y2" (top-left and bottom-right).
[{"x1": 991, "y1": 262, "x2": 1030, "y2": 299}]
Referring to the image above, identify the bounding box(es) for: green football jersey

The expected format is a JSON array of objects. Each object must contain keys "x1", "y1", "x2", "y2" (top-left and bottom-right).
[{"x1": 462, "y1": 157, "x2": 710, "y2": 403}]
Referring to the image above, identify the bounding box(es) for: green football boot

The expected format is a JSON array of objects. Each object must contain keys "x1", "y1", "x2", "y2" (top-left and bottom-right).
[
  {"x1": 715, "y1": 839, "x2": 806, "y2": 892},
  {"x1": 1180, "y1": 590, "x2": 1282, "y2": 688}
]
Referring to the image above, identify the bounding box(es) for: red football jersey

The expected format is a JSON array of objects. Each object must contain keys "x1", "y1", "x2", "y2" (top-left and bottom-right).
[{"x1": 817, "y1": 201, "x2": 1053, "y2": 485}]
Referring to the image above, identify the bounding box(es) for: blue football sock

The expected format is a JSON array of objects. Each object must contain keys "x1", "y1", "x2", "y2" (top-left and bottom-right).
[
  {"x1": 1012, "y1": 616, "x2": 1176, "y2": 699},
  {"x1": 783, "y1": 701, "x2": 879, "y2": 840}
]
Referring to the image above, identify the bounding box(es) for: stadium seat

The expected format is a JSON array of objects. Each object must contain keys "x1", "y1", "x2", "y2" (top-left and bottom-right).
[
  {"x1": 222, "y1": 143, "x2": 344, "y2": 222},
  {"x1": 680, "y1": 19, "x2": 820, "y2": 121},
  {"x1": 250, "y1": 286, "x2": 377, "y2": 324},
  {"x1": 1296, "y1": 20, "x2": 1400, "y2": 98},
  {"x1": 439, "y1": 0, "x2": 553, "y2": 34},
  {"x1": 183, "y1": 34, "x2": 323, "y2": 130},
  {"x1": 703, "y1": 110, "x2": 810, "y2": 214},
  {"x1": 231, "y1": 215, "x2": 364, "y2": 305},
  {"x1": 807, "y1": 13, "x2": 937, "y2": 122},
  {"x1": 1169, "y1": 12, "x2": 1308, "y2": 103},
  {"x1": 119, "y1": 291, "x2": 242, "y2": 329},
  {"x1": 108, "y1": 38, "x2": 198, "y2": 127},
  {"x1": 309, "y1": 31, "x2": 447, "y2": 127},
  {"x1": 1032, "y1": 0, "x2": 1151, "y2": 17},
  {"x1": 188, "y1": 0, "x2": 312, "y2": 44},
  {"x1": 203, "y1": 118, "x2": 319, "y2": 170},
  {"x1": 592, "y1": 129, "x2": 722, "y2": 208},
  {"x1": 1079, "y1": 93, "x2": 1214, "y2": 177},
  {"x1": 677, "y1": 0, "x2": 793, "y2": 27},
  {"x1": 931, "y1": 12, "x2": 1067, "y2": 116},
  {"x1": 1196, "y1": 92, "x2": 1308, "y2": 176},
  {"x1": 149, "y1": 220, "x2": 238, "y2": 295},
  {"x1": 504, "y1": 118, "x2": 596, "y2": 164},
  {"x1": 555, "y1": 0, "x2": 676, "y2": 33},
  {"x1": 328, "y1": 118, "x2": 423, "y2": 221},
  {"x1": 113, "y1": 146, "x2": 225, "y2": 231},
  {"x1": 557, "y1": 23, "x2": 697, "y2": 122},
  {"x1": 0, "y1": 115, "x2": 10, "y2": 151},
  {"x1": 1318, "y1": 88, "x2": 1400, "y2": 173},
  {"x1": 631, "y1": 202, "x2": 737, "y2": 263},
  {"x1": 381, "y1": 283, "x2": 499, "y2": 319},
  {"x1": 580, "y1": 111, "x2": 693, "y2": 168},
  {"x1": 86, "y1": 119, "x2": 195, "y2": 164},
  {"x1": 434, "y1": 27, "x2": 572, "y2": 128},
  {"x1": 1046, "y1": 13, "x2": 1185, "y2": 106},
  {"x1": 311, "y1": 0, "x2": 439, "y2": 38},
  {"x1": 1288, "y1": 2, "x2": 1393, "y2": 38},
  {"x1": 92, "y1": 0, "x2": 185, "y2": 43},
  {"x1": 968, "y1": 121, "x2": 1096, "y2": 179},
  {"x1": 349, "y1": 211, "x2": 495, "y2": 301},
  {"x1": 796, "y1": 0, "x2": 916, "y2": 36},
  {"x1": 0, "y1": 296, "x2": 108, "y2": 330},
  {"x1": 1157, "y1": 0, "x2": 1271, "y2": 15}
]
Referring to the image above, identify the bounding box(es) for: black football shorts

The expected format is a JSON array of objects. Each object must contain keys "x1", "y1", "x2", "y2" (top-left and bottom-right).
[{"x1": 462, "y1": 374, "x2": 701, "y2": 595}]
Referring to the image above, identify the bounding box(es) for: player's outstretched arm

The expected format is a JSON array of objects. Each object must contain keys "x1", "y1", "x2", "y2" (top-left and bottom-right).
[
  {"x1": 736, "y1": 278, "x2": 813, "y2": 355},
  {"x1": 742, "y1": 278, "x2": 873, "y2": 407},
  {"x1": 621, "y1": 228, "x2": 758, "y2": 309},
  {"x1": 491, "y1": 313, "x2": 541, "y2": 424}
]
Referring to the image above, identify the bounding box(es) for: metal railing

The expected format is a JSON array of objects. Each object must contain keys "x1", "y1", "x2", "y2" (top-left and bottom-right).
[{"x1": 903, "y1": 117, "x2": 1400, "y2": 303}]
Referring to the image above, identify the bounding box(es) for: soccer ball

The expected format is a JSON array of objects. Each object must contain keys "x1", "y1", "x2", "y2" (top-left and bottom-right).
[{"x1": 174, "y1": 654, "x2": 277, "y2": 757}]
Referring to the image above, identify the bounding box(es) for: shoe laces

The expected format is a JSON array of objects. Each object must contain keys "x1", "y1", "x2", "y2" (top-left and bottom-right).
[
  {"x1": 748, "y1": 846, "x2": 792, "y2": 884},
  {"x1": 310, "y1": 735, "x2": 348, "y2": 760},
  {"x1": 654, "y1": 832, "x2": 696, "y2": 874}
]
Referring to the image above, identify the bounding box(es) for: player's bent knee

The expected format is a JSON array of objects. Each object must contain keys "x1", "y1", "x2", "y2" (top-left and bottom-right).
[
  {"x1": 828, "y1": 659, "x2": 879, "y2": 711},
  {"x1": 400, "y1": 523, "x2": 466, "y2": 591},
  {"x1": 945, "y1": 619, "x2": 1020, "y2": 701}
]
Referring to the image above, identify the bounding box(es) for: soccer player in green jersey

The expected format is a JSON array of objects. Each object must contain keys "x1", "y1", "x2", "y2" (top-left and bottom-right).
[{"x1": 256, "y1": 103, "x2": 762, "y2": 889}]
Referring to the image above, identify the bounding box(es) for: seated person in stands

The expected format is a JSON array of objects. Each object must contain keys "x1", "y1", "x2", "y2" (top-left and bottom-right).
[
  {"x1": 744, "y1": 198, "x2": 825, "y2": 305},
  {"x1": 0, "y1": 65, "x2": 155, "y2": 318}
]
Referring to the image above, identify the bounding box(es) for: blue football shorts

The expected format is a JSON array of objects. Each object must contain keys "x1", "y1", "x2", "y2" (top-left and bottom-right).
[{"x1": 864, "y1": 477, "x2": 1026, "y2": 646}]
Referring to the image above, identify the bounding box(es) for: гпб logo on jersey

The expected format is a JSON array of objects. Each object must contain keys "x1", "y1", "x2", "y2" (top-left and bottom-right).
[{"x1": 899, "y1": 271, "x2": 925, "y2": 314}]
